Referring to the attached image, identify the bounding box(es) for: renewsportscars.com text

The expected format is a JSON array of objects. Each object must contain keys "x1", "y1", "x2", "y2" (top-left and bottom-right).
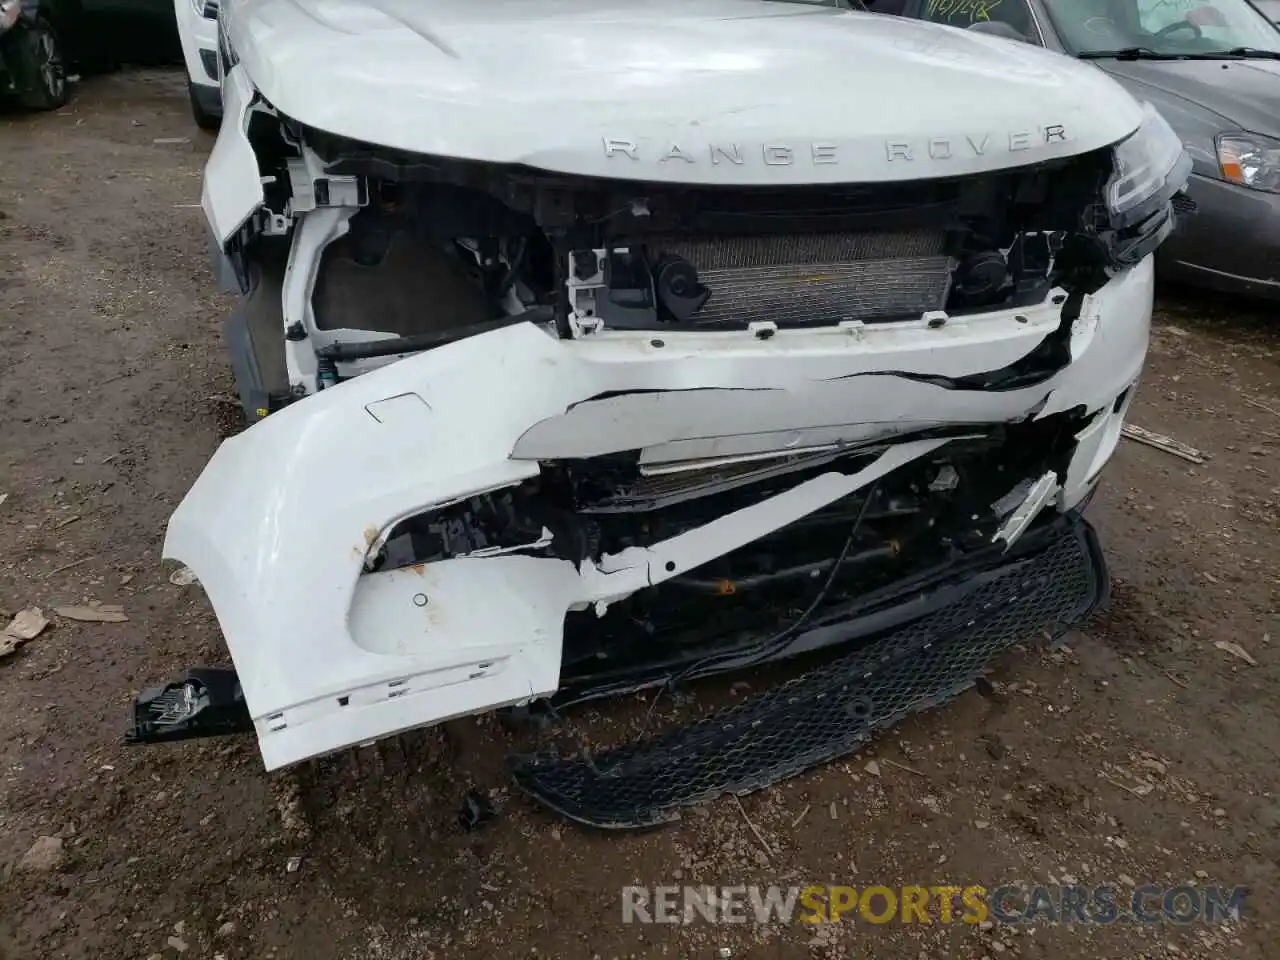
[{"x1": 621, "y1": 883, "x2": 1247, "y2": 926}]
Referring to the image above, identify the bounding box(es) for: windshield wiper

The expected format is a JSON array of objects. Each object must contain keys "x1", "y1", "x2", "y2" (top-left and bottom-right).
[
  {"x1": 1215, "y1": 46, "x2": 1280, "y2": 59},
  {"x1": 1080, "y1": 46, "x2": 1280, "y2": 61},
  {"x1": 1077, "y1": 47, "x2": 1185, "y2": 60}
]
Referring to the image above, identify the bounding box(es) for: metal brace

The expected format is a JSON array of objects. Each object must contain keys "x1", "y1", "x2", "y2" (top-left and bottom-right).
[
  {"x1": 285, "y1": 154, "x2": 366, "y2": 218},
  {"x1": 565, "y1": 248, "x2": 610, "y2": 337}
]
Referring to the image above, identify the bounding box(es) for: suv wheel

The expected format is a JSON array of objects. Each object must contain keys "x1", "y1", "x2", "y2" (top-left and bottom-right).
[
  {"x1": 188, "y1": 81, "x2": 221, "y2": 131},
  {"x1": 15, "y1": 19, "x2": 69, "y2": 111}
]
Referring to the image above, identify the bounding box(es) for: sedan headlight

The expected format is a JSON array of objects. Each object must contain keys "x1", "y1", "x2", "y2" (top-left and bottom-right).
[
  {"x1": 0, "y1": 0, "x2": 22, "y2": 31},
  {"x1": 1107, "y1": 102, "x2": 1191, "y2": 227},
  {"x1": 1217, "y1": 134, "x2": 1280, "y2": 193}
]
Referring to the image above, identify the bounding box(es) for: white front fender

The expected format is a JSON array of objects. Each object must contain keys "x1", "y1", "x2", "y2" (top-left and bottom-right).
[{"x1": 201, "y1": 63, "x2": 265, "y2": 246}]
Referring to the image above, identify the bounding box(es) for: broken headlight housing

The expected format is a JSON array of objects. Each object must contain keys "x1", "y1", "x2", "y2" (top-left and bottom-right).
[{"x1": 1106, "y1": 102, "x2": 1191, "y2": 229}]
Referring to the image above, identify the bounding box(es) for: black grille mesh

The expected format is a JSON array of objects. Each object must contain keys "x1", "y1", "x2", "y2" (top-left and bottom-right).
[{"x1": 512, "y1": 520, "x2": 1106, "y2": 828}]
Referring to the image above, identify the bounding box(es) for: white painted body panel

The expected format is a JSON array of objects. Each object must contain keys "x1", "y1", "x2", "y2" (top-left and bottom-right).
[
  {"x1": 201, "y1": 65, "x2": 264, "y2": 243},
  {"x1": 165, "y1": 258, "x2": 1154, "y2": 770},
  {"x1": 175, "y1": 0, "x2": 219, "y2": 93},
  {"x1": 219, "y1": 0, "x2": 1145, "y2": 184}
]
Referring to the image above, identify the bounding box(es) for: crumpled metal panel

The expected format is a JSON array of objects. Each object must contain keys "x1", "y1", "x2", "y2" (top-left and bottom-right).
[{"x1": 511, "y1": 516, "x2": 1107, "y2": 829}]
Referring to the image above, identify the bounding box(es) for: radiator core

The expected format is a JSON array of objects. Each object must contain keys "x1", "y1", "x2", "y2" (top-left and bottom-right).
[{"x1": 654, "y1": 231, "x2": 953, "y2": 326}]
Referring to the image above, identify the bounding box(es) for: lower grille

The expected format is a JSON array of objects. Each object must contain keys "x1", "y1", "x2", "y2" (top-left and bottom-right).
[
  {"x1": 511, "y1": 516, "x2": 1107, "y2": 829},
  {"x1": 1171, "y1": 192, "x2": 1198, "y2": 216},
  {"x1": 657, "y1": 231, "x2": 952, "y2": 326}
]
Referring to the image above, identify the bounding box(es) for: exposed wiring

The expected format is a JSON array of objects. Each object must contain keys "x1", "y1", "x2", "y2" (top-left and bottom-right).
[
  {"x1": 544, "y1": 529, "x2": 1053, "y2": 784},
  {"x1": 669, "y1": 479, "x2": 882, "y2": 681},
  {"x1": 556, "y1": 481, "x2": 883, "y2": 779}
]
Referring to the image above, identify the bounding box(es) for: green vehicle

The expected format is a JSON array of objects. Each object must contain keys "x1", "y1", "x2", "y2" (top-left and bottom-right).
[{"x1": 0, "y1": 0, "x2": 69, "y2": 109}]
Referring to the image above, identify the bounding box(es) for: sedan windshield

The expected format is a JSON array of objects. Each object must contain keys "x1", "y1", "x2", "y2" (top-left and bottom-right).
[{"x1": 1042, "y1": 0, "x2": 1280, "y2": 56}]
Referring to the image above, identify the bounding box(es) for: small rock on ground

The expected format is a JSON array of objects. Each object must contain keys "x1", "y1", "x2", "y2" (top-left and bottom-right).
[{"x1": 17, "y1": 836, "x2": 64, "y2": 873}]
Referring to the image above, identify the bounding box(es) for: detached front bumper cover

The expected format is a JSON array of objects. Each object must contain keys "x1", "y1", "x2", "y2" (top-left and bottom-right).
[
  {"x1": 134, "y1": 257, "x2": 1151, "y2": 771},
  {"x1": 127, "y1": 512, "x2": 1108, "y2": 830}
]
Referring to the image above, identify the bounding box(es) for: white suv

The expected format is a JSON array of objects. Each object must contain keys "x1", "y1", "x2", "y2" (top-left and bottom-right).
[
  {"x1": 173, "y1": 0, "x2": 220, "y2": 129},
  {"x1": 133, "y1": 0, "x2": 1190, "y2": 825}
]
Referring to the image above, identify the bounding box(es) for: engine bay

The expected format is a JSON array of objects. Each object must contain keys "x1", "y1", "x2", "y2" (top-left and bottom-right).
[{"x1": 221, "y1": 111, "x2": 1176, "y2": 414}]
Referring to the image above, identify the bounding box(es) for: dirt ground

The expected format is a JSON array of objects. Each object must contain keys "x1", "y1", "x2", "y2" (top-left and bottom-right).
[{"x1": 1, "y1": 70, "x2": 1278, "y2": 960}]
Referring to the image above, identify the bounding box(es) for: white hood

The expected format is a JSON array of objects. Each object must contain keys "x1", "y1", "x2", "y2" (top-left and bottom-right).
[{"x1": 226, "y1": 0, "x2": 1145, "y2": 184}]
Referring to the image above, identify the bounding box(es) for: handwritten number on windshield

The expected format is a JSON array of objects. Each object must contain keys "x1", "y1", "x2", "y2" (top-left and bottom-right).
[{"x1": 925, "y1": 0, "x2": 1007, "y2": 24}]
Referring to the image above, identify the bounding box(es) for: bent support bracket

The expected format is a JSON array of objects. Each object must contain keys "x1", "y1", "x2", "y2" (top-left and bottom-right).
[
  {"x1": 993, "y1": 470, "x2": 1060, "y2": 549},
  {"x1": 126, "y1": 668, "x2": 254, "y2": 745}
]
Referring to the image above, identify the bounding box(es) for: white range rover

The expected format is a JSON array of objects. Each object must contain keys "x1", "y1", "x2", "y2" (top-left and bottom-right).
[{"x1": 131, "y1": 0, "x2": 1189, "y2": 827}]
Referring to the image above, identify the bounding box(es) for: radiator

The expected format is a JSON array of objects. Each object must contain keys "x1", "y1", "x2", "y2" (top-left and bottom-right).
[{"x1": 654, "y1": 231, "x2": 953, "y2": 326}]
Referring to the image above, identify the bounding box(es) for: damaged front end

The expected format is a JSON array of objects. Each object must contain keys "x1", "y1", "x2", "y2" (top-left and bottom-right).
[{"x1": 132, "y1": 57, "x2": 1189, "y2": 821}]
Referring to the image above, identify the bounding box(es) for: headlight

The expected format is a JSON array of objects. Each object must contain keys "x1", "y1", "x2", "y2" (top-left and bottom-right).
[
  {"x1": 1217, "y1": 134, "x2": 1280, "y2": 193},
  {"x1": 1107, "y1": 102, "x2": 1190, "y2": 227},
  {"x1": 0, "y1": 0, "x2": 22, "y2": 30}
]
